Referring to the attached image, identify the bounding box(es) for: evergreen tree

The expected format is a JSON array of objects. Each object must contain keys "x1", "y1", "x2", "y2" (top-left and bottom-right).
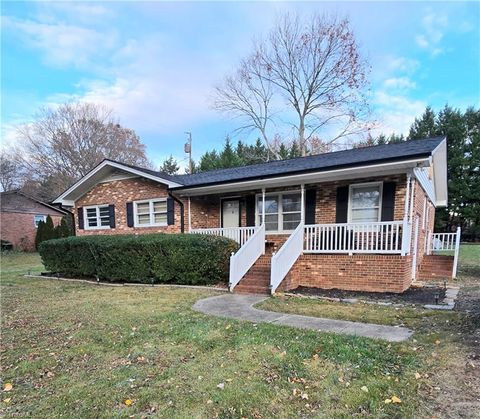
[
  {"x1": 408, "y1": 104, "x2": 480, "y2": 239},
  {"x1": 160, "y1": 155, "x2": 180, "y2": 175},
  {"x1": 408, "y1": 106, "x2": 436, "y2": 140},
  {"x1": 35, "y1": 220, "x2": 46, "y2": 249},
  {"x1": 54, "y1": 216, "x2": 73, "y2": 238},
  {"x1": 219, "y1": 137, "x2": 242, "y2": 168}
]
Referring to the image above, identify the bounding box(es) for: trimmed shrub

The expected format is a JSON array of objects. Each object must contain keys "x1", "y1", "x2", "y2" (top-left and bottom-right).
[{"x1": 38, "y1": 234, "x2": 238, "y2": 285}]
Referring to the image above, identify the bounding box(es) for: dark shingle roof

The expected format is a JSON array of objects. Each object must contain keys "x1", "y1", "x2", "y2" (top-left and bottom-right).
[
  {"x1": 103, "y1": 137, "x2": 444, "y2": 189},
  {"x1": 169, "y1": 137, "x2": 445, "y2": 189}
]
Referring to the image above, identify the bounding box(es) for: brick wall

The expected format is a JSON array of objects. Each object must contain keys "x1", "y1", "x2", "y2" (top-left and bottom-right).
[
  {"x1": 75, "y1": 178, "x2": 184, "y2": 235},
  {"x1": 278, "y1": 254, "x2": 412, "y2": 293},
  {"x1": 312, "y1": 174, "x2": 407, "y2": 223},
  {"x1": 1, "y1": 212, "x2": 63, "y2": 251}
]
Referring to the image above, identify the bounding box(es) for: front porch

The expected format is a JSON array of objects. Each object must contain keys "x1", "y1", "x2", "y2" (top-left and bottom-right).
[{"x1": 184, "y1": 173, "x2": 459, "y2": 295}]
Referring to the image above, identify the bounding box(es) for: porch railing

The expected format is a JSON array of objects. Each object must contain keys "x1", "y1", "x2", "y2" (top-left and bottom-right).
[
  {"x1": 190, "y1": 226, "x2": 256, "y2": 247},
  {"x1": 229, "y1": 224, "x2": 265, "y2": 291},
  {"x1": 270, "y1": 222, "x2": 304, "y2": 294},
  {"x1": 427, "y1": 227, "x2": 461, "y2": 278},
  {"x1": 304, "y1": 221, "x2": 406, "y2": 254}
]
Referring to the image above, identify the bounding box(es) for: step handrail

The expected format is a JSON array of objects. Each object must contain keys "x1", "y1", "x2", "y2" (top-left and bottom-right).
[
  {"x1": 229, "y1": 224, "x2": 265, "y2": 292},
  {"x1": 270, "y1": 222, "x2": 304, "y2": 294}
]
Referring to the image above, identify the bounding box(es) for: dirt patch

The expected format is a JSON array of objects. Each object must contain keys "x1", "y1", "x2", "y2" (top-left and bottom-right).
[{"x1": 290, "y1": 285, "x2": 447, "y2": 305}]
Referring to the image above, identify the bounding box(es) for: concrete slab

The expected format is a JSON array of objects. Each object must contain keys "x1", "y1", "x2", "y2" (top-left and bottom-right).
[{"x1": 193, "y1": 294, "x2": 413, "y2": 342}]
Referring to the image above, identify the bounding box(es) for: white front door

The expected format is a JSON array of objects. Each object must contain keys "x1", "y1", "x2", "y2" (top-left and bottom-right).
[{"x1": 222, "y1": 199, "x2": 240, "y2": 228}]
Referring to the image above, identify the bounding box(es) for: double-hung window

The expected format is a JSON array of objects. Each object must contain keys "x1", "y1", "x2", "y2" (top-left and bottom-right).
[
  {"x1": 34, "y1": 214, "x2": 47, "y2": 228},
  {"x1": 134, "y1": 198, "x2": 167, "y2": 227},
  {"x1": 85, "y1": 205, "x2": 111, "y2": 229},
  {"x1": 349, "y1": 183, "x2": 382, "y2": 223},
  {"x1": 256, "y1": 192, "x2": 302, "y2": 232}
]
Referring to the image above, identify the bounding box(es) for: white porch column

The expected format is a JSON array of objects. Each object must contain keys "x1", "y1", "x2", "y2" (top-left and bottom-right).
[
  {"x1": 262, "y1": 188, "x2": 266, "y2": 225},
  {"x1": 401, "y1": 174, "x2": 411, "y2": 256},
  {"x1": 300, "y1": 184, "x2": 305, "y2": 223}
]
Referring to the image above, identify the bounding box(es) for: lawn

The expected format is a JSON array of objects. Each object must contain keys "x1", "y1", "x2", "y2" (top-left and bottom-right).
[{"x1": 1, "y1": 251, "x2": 479, "y2": 418}]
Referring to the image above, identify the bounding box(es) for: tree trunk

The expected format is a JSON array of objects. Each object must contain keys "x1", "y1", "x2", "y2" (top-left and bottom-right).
[{"x1": 299, "y1": 116, "x2": 306, "y2": 156}]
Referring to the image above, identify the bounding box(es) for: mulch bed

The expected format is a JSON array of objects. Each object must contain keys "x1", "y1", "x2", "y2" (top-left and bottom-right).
[{"x1": 290, "y1": 285, "x2": 447, "y2": 305}]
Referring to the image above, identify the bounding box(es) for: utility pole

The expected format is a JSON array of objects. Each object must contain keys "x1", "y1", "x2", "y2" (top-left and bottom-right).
[{"x1": 184, "y1": 132, "x2": 192, "y2": 173}]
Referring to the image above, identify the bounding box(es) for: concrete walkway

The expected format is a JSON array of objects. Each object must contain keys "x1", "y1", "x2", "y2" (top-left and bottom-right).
[{"x1": 193, "y1": 294, "x2": 413, "y2": 342}]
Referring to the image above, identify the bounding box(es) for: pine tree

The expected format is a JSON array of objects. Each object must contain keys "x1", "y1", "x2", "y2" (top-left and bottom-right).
[
  {"x1": 160, "y1": 155, "x2": 180, "y2": 175},
  {"x1": 35, "y1": 220, "x2": 46, "y2": 249},
  {"x1": 54, "y1": 216, "x2": 73, "y2": 238},
  {"x1": 408, "y1": 106, "x2": 437, "y2": 140}
]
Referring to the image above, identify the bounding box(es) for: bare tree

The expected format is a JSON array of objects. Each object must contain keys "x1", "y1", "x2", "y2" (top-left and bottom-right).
[
  {"x1": 214, "y1": 13, "x2": 371, "y2": 156},
  {"x1": 0, "y1": 150, "x2": 24, "y2": 192},
  {"x1": 15, "y1": 102, "x2": 150, "y2": 199}
]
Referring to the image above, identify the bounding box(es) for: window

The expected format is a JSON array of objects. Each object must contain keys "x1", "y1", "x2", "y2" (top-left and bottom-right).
[
  {"x1": 134, "y1": 199, "x2": 167, "y2": 227},
  {"x1": 34, "y1": 215, "x2": 47, "y2": 228},
  {"x1": 257, "y1": 192, "x2": 302, "y2": 232},
  {"x1": 84, "y1": 205, "x2": 111, "y2": 229},
  {"x1": 349, "y1": 183, "x2": 382, "y2": 223}
]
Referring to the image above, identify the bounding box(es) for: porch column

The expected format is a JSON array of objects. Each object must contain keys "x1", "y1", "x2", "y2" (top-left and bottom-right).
[
  {"x1": 300, "y1": 184, "x2": 305, "y2": 223},
  {"x1": 262, "y1": 188, "x2": 266, "y2": 225}
]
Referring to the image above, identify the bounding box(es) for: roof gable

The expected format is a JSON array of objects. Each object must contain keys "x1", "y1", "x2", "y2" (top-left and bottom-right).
[{"x1": 53, "y1": 160, "x2": 182, "y2": 205}]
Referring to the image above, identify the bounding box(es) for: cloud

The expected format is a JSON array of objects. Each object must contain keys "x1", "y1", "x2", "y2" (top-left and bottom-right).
[
  {"x1": 373, "y1": 91, "x2": 426, "y2": 136},
  {"x1": 383, "y1": 77, "x2": 416, "y2": 90},
  {"x1": 1, "y1": 15, "x2": 117, "y2": 69},
  {"x1": 415, "y1": 11, "x2": 448, "y2": 56}
]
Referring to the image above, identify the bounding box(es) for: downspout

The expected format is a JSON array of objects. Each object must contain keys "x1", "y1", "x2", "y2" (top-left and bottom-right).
[{"x1": 168, "y1": 192, "x2": 185, "y2": 233}]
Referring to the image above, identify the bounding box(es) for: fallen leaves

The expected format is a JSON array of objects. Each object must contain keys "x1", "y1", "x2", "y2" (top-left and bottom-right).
[
  {"x1": 124, "y1": 399, "x2": 133, "y2": 406},
  {"x1": 3, "y1": 383, "x2": 13, "y2": 392},
  {"x1": 415, "y1": 372, "x2": 422, "y2": 380},
  {"x1": 216, "y1": 383, "x2": 225, "y2": 390},
  {"x1": 384, "y1": 395, "x2": 402, "y2": 404},
  {"x1": 361, "y1": 386, "x2": 369, "y2": 393}
]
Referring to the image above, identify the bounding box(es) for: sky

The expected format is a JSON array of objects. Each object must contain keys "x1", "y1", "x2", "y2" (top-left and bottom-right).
[{"x1": 2, "y1": 1, "x2": 479, "y2": 168}]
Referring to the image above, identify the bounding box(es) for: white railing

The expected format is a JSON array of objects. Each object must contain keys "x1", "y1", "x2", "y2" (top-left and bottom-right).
[
  {"x1": 304, "y1": 221, "x2": 406, "y2": 254},
  {"x1": 427, "y1": 227, "x2": 461, "y2": 278},
  {"x1": 229, "y1": 224, "x2": 265, "y2": 291},
  {"x1": 190, "y1": 227, "x2": 256, "y2": 247},
  {"x1": 270, "y1": 222, "x2": 304, "y2": 294}
]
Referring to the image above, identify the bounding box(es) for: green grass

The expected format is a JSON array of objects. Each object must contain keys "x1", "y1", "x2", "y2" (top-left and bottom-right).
[{"x1": 1, "y1": 252, "x2": 478, "y2": 418}]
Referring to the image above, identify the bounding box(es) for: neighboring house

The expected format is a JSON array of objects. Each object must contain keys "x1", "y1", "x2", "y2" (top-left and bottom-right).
[
  {"x1": 1, "y1": 190, "x2": 68, "y2": 251},
  {"x1": 53, "y1": 137, "x2": 460, "y2": 294}
]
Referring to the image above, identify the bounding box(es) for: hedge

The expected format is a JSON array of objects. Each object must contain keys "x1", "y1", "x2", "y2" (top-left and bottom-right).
[{"x1": 38, "y1": 234, "x2": 239, "y2": 285}]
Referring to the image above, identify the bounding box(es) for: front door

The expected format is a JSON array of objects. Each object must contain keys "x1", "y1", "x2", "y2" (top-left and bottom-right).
[{"x1": 222, "y1": 199, "x2": 240, "y2": 228}]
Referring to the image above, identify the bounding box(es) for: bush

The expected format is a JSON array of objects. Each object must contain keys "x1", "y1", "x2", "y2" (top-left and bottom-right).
[{"x1": 38, "y1": 234, "x2": 239, "y2": 285}]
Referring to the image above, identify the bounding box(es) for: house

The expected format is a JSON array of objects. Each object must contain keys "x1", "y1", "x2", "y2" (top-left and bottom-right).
[
  {"x1": 53, "y1": 136, "x2": 460, "y2": 294},
  {"x1": 1, "y1": 190, "x2": 69, "y2": 251}
]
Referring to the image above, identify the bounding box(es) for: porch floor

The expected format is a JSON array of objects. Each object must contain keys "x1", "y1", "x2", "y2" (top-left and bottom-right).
[{"x1": 193, "y1": 294, "x2": 413, "y2": 342}]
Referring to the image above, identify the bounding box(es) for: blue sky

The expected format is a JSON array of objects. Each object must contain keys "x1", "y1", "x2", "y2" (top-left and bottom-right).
[{"x1": 2, "y1": 1, "x2": 479, "y2": 168}]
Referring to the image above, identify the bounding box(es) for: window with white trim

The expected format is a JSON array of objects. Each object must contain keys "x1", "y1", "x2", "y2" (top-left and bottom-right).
[
  {"x1": 134, "y1": 198, "x2": 167, "y2": 227},
  {"x1": 34, "y1": 214, "x2": 47, "y2": 228},
  {"x1": 349, "y1": 183, "x2": 382, "y2": 223},
  {"x1": 256, "y1": 192, "x2": 302, "y2": 232},
  {"x1": 85, "y1": 205, "x2": 111, "y2": 229}
]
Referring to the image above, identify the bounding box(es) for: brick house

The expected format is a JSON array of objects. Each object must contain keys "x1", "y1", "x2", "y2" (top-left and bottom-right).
[
  {"x1": 53, "y1": 137, "x2": 459, "y2": 294},
  {"x1": 1, "y1": 190, "x2": 68, "y2": 251}
]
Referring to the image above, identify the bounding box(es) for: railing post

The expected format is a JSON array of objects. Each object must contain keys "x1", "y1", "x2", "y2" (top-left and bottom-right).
[
  {"x1": 452, "y1": 227, "x2": 461, "y2": 278},
  {"x1": 401, "y1": 218, "x2": 408, "y2": 256},
  {"x1": 229, "y1": 251, "x2": 235, "y2": 292}
]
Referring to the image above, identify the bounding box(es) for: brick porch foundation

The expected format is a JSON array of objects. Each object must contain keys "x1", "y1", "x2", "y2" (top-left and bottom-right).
[{"x1": 278, "y1": 254, "x2": 413, "y2": 294}]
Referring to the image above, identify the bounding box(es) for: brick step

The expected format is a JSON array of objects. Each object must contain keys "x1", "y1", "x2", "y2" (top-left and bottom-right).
[
  {"x1": 239, "y1": 278, "x2": 270, "y2": 286},
  {"x1": 234, "y1": 285, "x2": 270, "y2": 295}
]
